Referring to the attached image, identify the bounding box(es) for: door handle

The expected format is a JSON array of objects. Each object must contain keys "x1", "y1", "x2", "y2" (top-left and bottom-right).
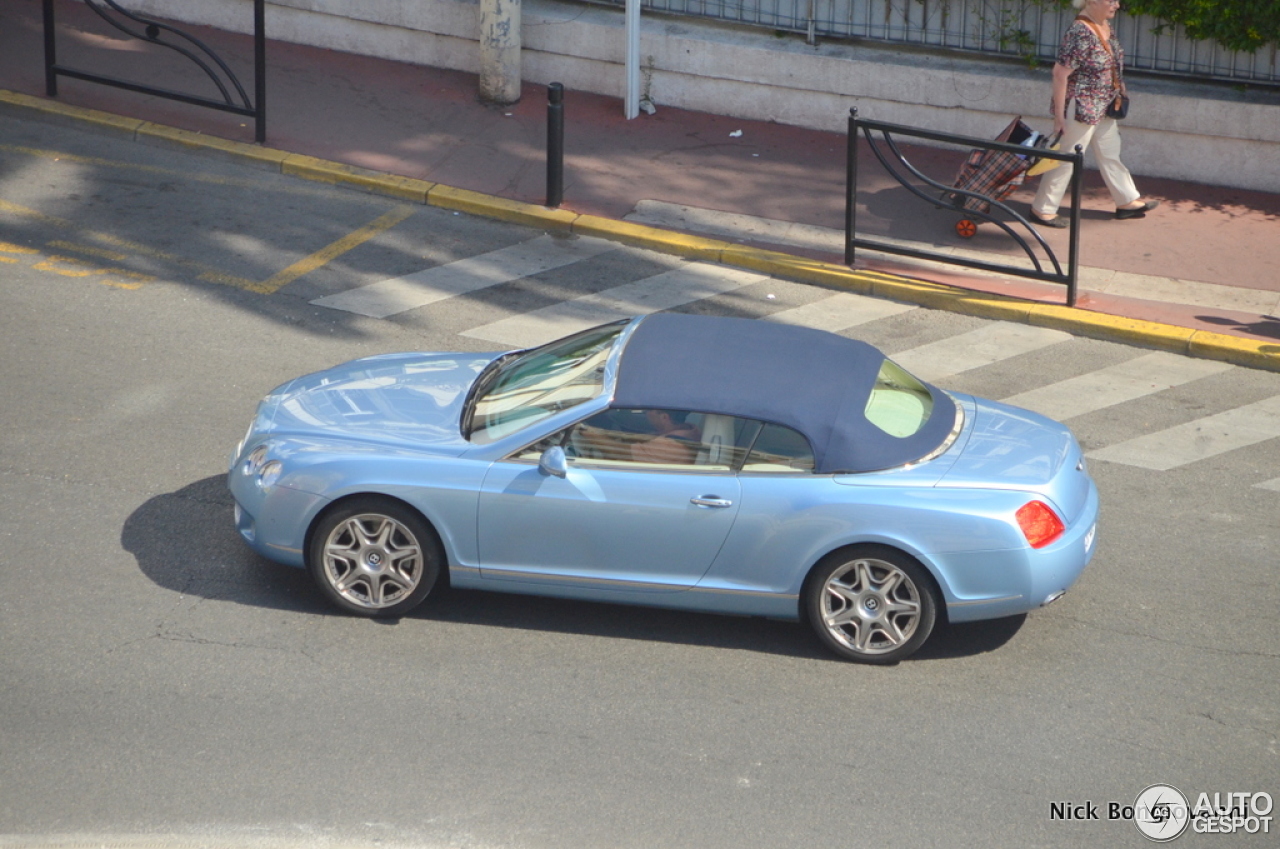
[{"x1": 690, "y1": 496, "x2": 733, "y2": 508}]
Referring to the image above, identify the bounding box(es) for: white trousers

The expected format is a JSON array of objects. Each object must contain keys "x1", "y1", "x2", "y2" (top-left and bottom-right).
[{"x1": 1032, "y1": 111, "x2": 1140, "y2": 217}]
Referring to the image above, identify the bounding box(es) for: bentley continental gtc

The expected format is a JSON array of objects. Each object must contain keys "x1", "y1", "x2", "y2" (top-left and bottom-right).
[{"x1": 228, "y1": 313, "x2": 1098, "y2": 663}]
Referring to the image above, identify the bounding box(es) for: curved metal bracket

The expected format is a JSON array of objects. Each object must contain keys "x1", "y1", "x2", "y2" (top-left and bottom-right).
[
  {"x1": 42, "y1": 0, "x2": 266, "y2": 142},
  {"x1": 845, "y1": 109, "x2": 1082, "y2": 307},
  {"x1": 866, "y1": 127, "x2": 1062, "y2": 276},
  {"x1": 83, "y1": 0, "x2": 252, "y2": 110}
]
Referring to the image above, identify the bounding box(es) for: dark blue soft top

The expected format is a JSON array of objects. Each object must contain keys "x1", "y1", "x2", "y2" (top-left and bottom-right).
[{"x1": 611, "y1": 314, "x2": 956, "y2": 473}]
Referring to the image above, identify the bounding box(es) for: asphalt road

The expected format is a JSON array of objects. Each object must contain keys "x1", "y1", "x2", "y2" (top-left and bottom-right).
[{"x1": 1, "y1": 111, "x2": 1277, "y2": 849}]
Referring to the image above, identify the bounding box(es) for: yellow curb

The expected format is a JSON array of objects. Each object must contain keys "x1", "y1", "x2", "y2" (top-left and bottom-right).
[
  {"x1": 138, "y1": 122, "x2": 290, "y2": 168},
  {"x1": 1027, "y1": 304, "x2": 1195, "y2": 354},
  {"x1": 427, "y1": 185, "x2": 578, "y2": 231},
  {"x1": 719, "y1": 245, "x2": 875, "y2": 294},
  {"x1": 281, "y1": 154, "x2": 432, "y2": 202},
  {"x1": 571, "y1": 215, "x2": 734, "y2": 261},
  {"x1": 0, "y1": 88, "x2": 145, "y2": 137},
  {"x1": 1188, "y1": 330, "x2": 1280, "y2": 371},
  {"x1": 871, "y1": 276, "x2": 1036, "y2": 322}
]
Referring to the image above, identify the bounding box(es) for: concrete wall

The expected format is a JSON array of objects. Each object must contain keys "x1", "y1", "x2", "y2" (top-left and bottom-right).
[{"x1": 128, "y1": 0, "x2": 1280, "y2": 193}]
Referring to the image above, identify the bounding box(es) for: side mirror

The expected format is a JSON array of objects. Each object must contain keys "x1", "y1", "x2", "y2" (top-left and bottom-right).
[{"x1": 538, "y1": 445, "x2": 568, "y2": 478}]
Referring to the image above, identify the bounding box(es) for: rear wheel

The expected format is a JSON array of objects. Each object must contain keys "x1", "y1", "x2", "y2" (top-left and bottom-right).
[
  {"x1": 307, "y1": 497, "x2": 441, "y2": 617},
  {"x1": 805, "y1": 546, "x2": 938, "y2": 663}
]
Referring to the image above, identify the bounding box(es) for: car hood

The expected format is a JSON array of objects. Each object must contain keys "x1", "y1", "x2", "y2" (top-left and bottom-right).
[
  {"x1": 937, "y1": 396, "x2": 1088, "y2": 520},
  {"x1": 263, "y1": 352, "x2": 497, "y2": 452}
]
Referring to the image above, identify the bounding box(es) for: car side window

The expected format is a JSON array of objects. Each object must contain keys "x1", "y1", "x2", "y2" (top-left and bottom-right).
[
  {"x1": 510, "y1": 409, "x2": 753, "y2": 472},
  {"x1": 741, "y1": 422, "x2": 815, "y2": 473}
]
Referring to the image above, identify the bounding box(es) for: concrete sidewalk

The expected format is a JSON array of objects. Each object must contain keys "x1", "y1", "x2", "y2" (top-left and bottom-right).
[{"x1": 2, "y1": 0, "x2": 1278, "y2": 366}]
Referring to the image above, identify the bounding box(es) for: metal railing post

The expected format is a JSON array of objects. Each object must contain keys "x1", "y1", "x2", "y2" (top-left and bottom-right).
[
  {"x1": 1066, "y1": 144, "x2": 1084, "y2": 307},
  {"x1": 43, "y1": 0, "x2": 58, "y2": 96},
  {"x1": 254, "y1": 0, "x2": 266, "y2": 143},
  {"x1": 546, "y1": 82, "x2": 565, "y2": 208},
  {"x1": 845, "y1": 107, "x2": 858, "y2": 266}
]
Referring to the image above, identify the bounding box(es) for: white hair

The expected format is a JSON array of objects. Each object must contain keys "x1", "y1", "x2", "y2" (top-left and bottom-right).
[{"x1": 1071, "y1": 0, "x2": 1087, "y2": 8}]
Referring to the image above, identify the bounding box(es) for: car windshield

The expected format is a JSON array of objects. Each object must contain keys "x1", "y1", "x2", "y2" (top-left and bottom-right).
[
  {"x1": 468, "y1": 323, "x2": 624, "y2": 444},
  {"x1": 864, "y1": 359, "x2": 934, "y2": 438}
]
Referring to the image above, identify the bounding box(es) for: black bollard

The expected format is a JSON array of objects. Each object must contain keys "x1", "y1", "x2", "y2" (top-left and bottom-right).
[
  {"x1": 546, "y1": 82, "x2": 564, "y2": 208},
  {"x1": 845, "y1": 107, "x2": 858, "y2": 266}
]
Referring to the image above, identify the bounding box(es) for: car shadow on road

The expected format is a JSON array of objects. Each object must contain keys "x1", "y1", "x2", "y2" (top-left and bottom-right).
[
  {"x1": 124, "y1": 475, "x2": 1025, "y2": 663},
  {"x1": 121, "y1": 475, "x2": 326, "y2": 616}
]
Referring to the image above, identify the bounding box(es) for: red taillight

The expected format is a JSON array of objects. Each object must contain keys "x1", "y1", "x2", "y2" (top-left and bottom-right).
[{"x1": 1017, "y1": 500, "x2": 1065, "y2": 549}]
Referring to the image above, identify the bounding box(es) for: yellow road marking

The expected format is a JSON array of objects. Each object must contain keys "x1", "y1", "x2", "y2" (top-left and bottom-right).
[
  {"x1": 96, "y1": 270, "x2": 152, "y2": 290},
  {"x1": 33, "y1": 255, "x2": 101, "y2": 277},
  {"x1": 14, "y1": 252, "x2": 151, "y2": 290},
  {"x1": 0, "y1": 198, "x2": 256, "y2": 289},
  {"x1": 47, "y1": 240, "x2": 129, "y2": 262},
  {"x1": 1, "y1": 240, "x2": 39, "y2": 263},
  {"x1": 252, "y1": 205, "x2": 417, "y2": 295}
]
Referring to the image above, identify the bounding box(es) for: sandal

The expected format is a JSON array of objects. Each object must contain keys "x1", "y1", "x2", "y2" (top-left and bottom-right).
[
  {"x1": 1030, "y1": 213, "x2": 1068, "y2": 229},
  {"x1": 1116, "y1": 200, "x2": 1160, "y2": 219}
]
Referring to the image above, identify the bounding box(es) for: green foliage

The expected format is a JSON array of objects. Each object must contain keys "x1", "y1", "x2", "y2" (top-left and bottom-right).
[
  {"x1": 1124, "y1": 1, "x2": 1280, "y2": 53},
  {"x1": 990, "y1": 8, "x2": 1043, "y2": 66},
  {"x1": 1052, "y1": 0, "x2": 1280, "y2": 53}
]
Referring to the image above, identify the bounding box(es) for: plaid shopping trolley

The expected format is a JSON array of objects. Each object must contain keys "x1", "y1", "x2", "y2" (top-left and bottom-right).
[{"x1": 944, "y1": 117, "x2": 1057, "y2": 239}]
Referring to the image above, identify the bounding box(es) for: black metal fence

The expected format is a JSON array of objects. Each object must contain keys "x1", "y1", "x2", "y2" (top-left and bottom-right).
[
  {"x1": 595, "y1": 0, "x2": 1278, "y2": 87},
  {"x1": 846, "y1": 109, "x2": 1085, "y2": 306},
  {"x1": 42, "y1": 0, "x2": 266, "y2": 142}
]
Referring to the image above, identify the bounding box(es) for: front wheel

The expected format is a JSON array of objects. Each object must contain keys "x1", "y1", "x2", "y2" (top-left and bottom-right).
[
  {"x1": 307, "y1": 497, "x2": 441, "y2": 617},
  {"x1": 805, "y1": 546, "x2": 938, "y2": 664}
]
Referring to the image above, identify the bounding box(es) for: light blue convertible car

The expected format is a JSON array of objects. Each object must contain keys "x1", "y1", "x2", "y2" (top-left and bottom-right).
[{"x1": 229, "y1": 314, "x2": 1098, "y2": 663}]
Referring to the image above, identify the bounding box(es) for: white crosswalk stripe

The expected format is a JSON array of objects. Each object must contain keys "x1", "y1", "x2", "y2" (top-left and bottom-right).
[
  {"x1": 890, "y1": 322, "x2": 1073, "y2": 382},
  {"x1": 1255, "y1": 478, "x2": 1280, "y2": 491},
  {"x1": 999, "y1": 352, "x2": 1234, "y2": 421},
  {"x1": 763, "y1": 292, "x2": 916, "y2": 331},
  {"x1": 461, "y1": 264, "x2": 772, "y2": 348},
  {"x1": 310, "y1": 235, "x2": 616, "y2": 318},
  {"x1": 1087, "y1": 395, "x2": 1280, "y2": 470}
]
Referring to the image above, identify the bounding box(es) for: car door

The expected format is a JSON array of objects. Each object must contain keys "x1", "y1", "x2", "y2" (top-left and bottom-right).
[{"x1": 475, "y1": 410, "x2": 745, "y2": 592}]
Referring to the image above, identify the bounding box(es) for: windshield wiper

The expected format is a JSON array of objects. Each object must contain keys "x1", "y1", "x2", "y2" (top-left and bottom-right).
[{"x1": 460, "y1": 351, "x2": 522, "y2": 438}]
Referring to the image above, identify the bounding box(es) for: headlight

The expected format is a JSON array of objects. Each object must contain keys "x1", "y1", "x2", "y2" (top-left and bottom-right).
[
  {"x1": 231, "y1": 421, "x2": 255, "y2": 471},
  {"x1": 243, "y1": 445, "x2": 269, "y2": 475},
  {"x1": 257, "y1": 460, "x2": 283, "y2": 489}
]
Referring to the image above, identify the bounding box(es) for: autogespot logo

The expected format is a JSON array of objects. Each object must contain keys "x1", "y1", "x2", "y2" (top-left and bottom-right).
[{"x1": 1134, "y1": 784, "x2": 1191, "y2": 842}]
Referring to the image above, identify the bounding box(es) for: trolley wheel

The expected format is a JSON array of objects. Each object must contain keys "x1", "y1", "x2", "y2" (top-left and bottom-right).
[{"x1": 955, "y1": 219, "x2": 978, "y2": 239}]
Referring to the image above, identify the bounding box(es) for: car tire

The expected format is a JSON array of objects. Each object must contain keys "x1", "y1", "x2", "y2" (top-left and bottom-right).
[
  {"x1": 307, "y1": 497, "x2": 441, "y2": 617},
  {"x1": 805, "y1": 546, "x2": 938, "y2": 664}
]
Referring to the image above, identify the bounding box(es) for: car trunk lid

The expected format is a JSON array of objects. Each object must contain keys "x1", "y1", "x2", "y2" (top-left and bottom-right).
[{"x1": 936, "y1": 396, "x2": 1090, "y2": 523}]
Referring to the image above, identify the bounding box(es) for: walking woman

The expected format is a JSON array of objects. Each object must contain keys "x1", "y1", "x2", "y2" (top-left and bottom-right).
[{"x1": 1031, "y1": 0, "x2": 1158, "y2": 227}]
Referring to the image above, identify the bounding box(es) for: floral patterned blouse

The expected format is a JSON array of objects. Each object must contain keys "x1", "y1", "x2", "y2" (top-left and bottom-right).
[{"x1": 1056, "y1": 19, "x2": 1124, "y2": 125}]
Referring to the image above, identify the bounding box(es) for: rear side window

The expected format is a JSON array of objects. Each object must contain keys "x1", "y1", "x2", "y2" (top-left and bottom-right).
[
  {"x1": 865, "y1": 360, "x2": 934, "y2": 438},
  {"x1": 742, "y1": 423, "x2": 815, "y2": 472}
]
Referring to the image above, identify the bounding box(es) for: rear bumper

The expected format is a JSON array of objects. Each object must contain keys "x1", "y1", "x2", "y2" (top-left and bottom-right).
[{"x1": 945, "y1": 480, "x2": 1099, "y2": 623}]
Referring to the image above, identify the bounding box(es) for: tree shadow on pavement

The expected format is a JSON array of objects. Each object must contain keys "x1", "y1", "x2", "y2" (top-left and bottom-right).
[
  {"x1": 1195, "y1": 313, "x2": 1280, "y2": 342},
  {"x1": 123, "y1": 475, "x2": 1025, "y2": 663}
]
